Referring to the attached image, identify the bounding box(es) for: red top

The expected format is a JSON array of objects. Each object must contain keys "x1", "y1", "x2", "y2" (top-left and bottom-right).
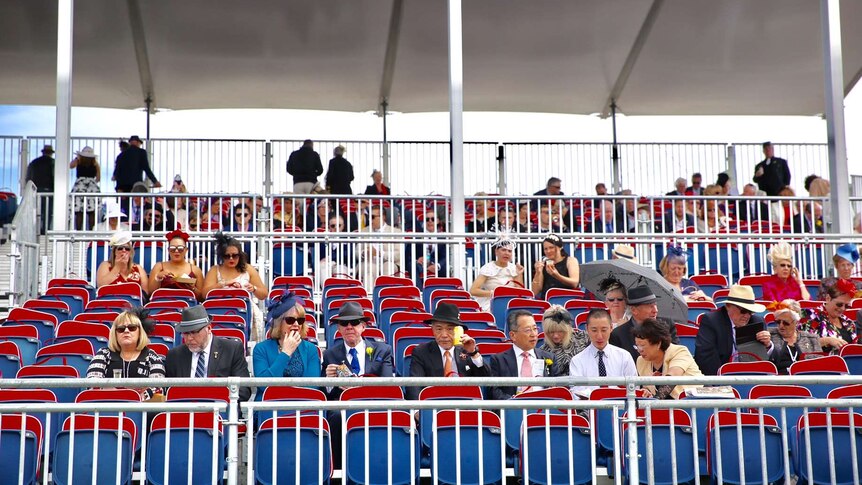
[
  {"x1": 109, "y1": 264, "x2": 144, "y2": 288},
  {"x1": 761, "y1": 274, "x2": 803, "y2": 302}
]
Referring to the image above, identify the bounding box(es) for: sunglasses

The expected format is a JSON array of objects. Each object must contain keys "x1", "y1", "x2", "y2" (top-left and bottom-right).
[
  {"x1": 777, "y1": 263, "x2": 793, "y2": 268},
  {"x1": 283, "y1": 317, "x2": 306, "y2": 325},
  {"x1": 606, "y1": 297, "x2": 625, "y2": 302},
  {"x1": 337, "y1": 320, "x2": 364, "y2": 327},
  {"x1": 235, "y1": 213, "x2": 250, "y2": 218},
  {"x1": 329, "y1": 224, "x2": 341, "y2": 229},
  {"x1": 834, "y1": 301, "x2": 848, "y2": 308},
  {"x1": 224, "y1": 253, "x2": 240, "y2": 260},
  {"x1": 168, "y1": 245, "x2": 186, "y2": 252},
  {"x1": 115, "y1": 246, "x2": 131, "y2": 252},
  {"x1": 116, "y1": 324, "x2": 139, "y2": 333},
  {"x1": 776, "y1": 320, "x2": 795, "y2": 326}
]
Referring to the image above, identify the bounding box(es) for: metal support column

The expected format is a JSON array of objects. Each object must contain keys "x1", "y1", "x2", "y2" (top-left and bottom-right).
[
  {"x1": 19, "y1": 141, "x2": 29, "y2": 198},
  {"x1": 496, "y1": 145, "x2": 506, "y2": 195},
  {"x1": 725, "y1": 144, "x2": 738, "y2": 190},
  {"x1": 611, "y1": 101, "x2": 621, "y2": 193},
  {"x1": 821, "y1": 0, "x2": 851, "y2": 234},
  {"x1": 447, "y1": 0, "x2": 466, "y2": 278},
  {"x1": 625, "y1": 381, "x2": 640, "y2": 484},
  {"x1": 52, "y1": 0, "x2": 73, "y2": 277},
  {"x1": 381, "y1": 100, "x2": 390, "y2": 185},
  {"x1": 264, "y1": 142, "x2": 273, "y2": 197},
  {"x1": 226, "y1": 380, "x2": 240, "y2": 485}
]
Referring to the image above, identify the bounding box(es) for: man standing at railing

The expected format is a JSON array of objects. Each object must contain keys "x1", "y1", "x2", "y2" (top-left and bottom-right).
[
  {"x1": 26, "y1": 144, "x2": 54, "y2": 234},
  {"x1": 113, "y1": 135, "x2": 161, "y2": 192},
  {"x1": 753, "y1": 141, "x2": 791, "y2": 198},
  {"x1": 286, "y1": 139, "x2": 324, "y2": 194}
]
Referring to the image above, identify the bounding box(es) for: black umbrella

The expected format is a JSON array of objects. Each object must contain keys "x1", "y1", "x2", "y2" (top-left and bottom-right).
[{"x1": 579, "y1": 258, "x2": 688, "y2": 324}]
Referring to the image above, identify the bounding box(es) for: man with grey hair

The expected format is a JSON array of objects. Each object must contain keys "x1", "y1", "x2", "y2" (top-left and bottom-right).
[
  {"x1": 736, "y1": 183, "x2": 769, "y2": 223},
  {"x1": 666, "y1": 177, "x2": 687, "y2": 196},
  {"x1": 486, "y1": 310, "x2": 563, "y2": 400}
]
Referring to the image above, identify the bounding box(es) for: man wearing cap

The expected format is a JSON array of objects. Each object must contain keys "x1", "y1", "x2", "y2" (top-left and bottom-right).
[
  {"x1": 321, "y1": 301, "x2": 394, "y2": 399},
  {"x1": 406, "y1": 303, "x2": 489, "y2": 400},
  {"x1": 694, "y1": 285, "x2": 770, "y2": 376},
  {"x1": 164, "y1": 306, "x2": 251, "y2": 401},
  {"x1": 113, "y1": 135, "x2": 161, "y2": 192},
  {"x1": 610, "y1": 285, "x2": 679, "y2": 363},
  {"x1": 26, "y1": 144, "x2": 55, "y2": 234},
  {"x1": 286, "y1": 139, "x2": 324, "y2": 194},
  {"x1": 487, "y1": 310, "x2": 563, "y2": 400}
]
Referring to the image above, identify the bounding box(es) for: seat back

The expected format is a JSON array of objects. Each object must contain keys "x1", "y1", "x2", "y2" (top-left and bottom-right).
[
  {"x1": 503, "y1": 387, "x2": 573, "y2": 453},
  {"x1": 0, "y1": 324, "x2": 40, "y2": 366},
  {"x1": 54, "y1": 320, "x2": 111, "y2": 352},
  {"x1": 789, "y1": 355, "x2": 849, "y2": 398},
  {"x1": 432, "y1": 410, "x2": 503, "y2": 485},
  {"x1": 0, "y1": 414, "x2": 42, "y2": 485},
  {"x1": 75, "y1": 389, "x2": 144, "y2": 450},
  {"x1": 34, "y1": 338, "x2": 95, "y2": 377},
  {"x1": 623, "y1": 409, "x2": 696, "y2": 485},
  {"x1": 718, "y1": 360, "x2": 778, "y2": 399},
  {"x1": 519, "y1": 413, "x2": 593, "y2": 485},
  {"x1": 796, "y1": 412, "x2": 862, "y2": 485},
  {"x1": 0, "y1": 340, "x2": 23, "y2": 378},
  {"x1": 417, "y1": 386, "x2": 483, "y2": 450},
  {"x1": 254, "y1": 415, "x2": 332, "y2": 485},
  {"x1": 146, "y1": 412, "x2": 225, "y2": 485},
  {"x1": 53, "y1": 414, "x2": 136, "y2": 485},
  {"x1": 96, "y1": 282, "x2": 144, "y2": 306},
  {"x1": 706, "y1": 411, "x2": 784, "y2": 485},
  {"x1": 344, "y1": 411, "x2": 420, "y2": 485},
  {"x1": 6, "y1": 307, "x2": 58, "y2": 345}
]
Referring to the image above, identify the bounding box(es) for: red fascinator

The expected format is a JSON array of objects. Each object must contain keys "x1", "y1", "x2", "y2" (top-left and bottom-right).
[
  {"x1": 165, "y1": 228, "x2": 190, "y2": 242},
  {"x1": 835, "y1": 279, "x2": 857, "y2": 297}
]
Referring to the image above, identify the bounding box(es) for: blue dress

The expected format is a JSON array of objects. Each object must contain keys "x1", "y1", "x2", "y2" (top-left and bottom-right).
[{"x1": 252, "y1": 338, "x2": 321, "y2": 401}]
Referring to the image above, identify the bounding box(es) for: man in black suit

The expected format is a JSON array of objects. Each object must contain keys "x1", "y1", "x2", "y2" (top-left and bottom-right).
[
  {"x1": 753, "y1": 142, "x2": 791, "y2": 197},
  {"x1": 694, "y1": 285, "x2": 772, "y2": 376},
  {"x1": 164, "y1": 306, "x2": 251, "y2": 401},
  {"x1": 666, "y1": 177, "x2": 687, "y2": 196},
  {"x1": 487, "y1": 310, "x2": 564, "y2": 400},
  {"x1": 321, "y1": 301, "x2": 394, "y2": 400},
  {"x1": 610, "y1": 285, "x2": 679, "y2": 364},
  {"x1": 406, "y1": 303, "x2": 489, "y2": 400},
  {"x1": 735, "y1": 184, "x2": 770, "y2": 223},
  {"x1": 659, "y1": 199, "x2": 695, "y2": 233},
  {"x1": 113, "y1": 135, "x2": 161, "y2": 192}
]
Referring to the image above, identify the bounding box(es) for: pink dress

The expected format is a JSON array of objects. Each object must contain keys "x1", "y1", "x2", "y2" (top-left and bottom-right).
[{"x1": 761, "y1": 274, "x2": 804, "y2": 302}]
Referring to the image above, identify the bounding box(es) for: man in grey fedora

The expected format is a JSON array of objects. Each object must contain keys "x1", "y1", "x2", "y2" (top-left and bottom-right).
[
  {"x1": 406, "y1": 302, "x2": 489, "y2": 400},
  {"x1": 609, "y1": 285, "x2": 679, "y2": 364},
  {"x1": 164, "y1": 306, "x2": 251, "y2": 401}
]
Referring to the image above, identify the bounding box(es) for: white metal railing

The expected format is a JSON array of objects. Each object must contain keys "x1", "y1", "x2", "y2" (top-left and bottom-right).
[{"x1": 3, "y1": 375, "x2": 862, "y2": 485}]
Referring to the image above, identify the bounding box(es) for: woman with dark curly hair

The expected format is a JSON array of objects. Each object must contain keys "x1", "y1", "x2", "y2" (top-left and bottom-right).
[
  {"x1": 203, "y1": 232, "x2": 268, "y2": 339},
  {"x1": 799, "y1": 278, "x2": 858, "y2": 353},
  {"x1": 633, "y1": 317, "x2": 702, "y2": 399}
]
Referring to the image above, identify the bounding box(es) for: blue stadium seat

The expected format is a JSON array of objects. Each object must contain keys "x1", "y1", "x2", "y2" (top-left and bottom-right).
[
  {"x1": 53, "y1": 414, "x2": 135, "y2": 485},
  {"x1": 707, "y1": 411, "x2": 784, "y2": 485},
  {"x1": 519, "y1": 412, "x2": 593, "y2": 485},
  {"x1": 146, "y1": 412, "x2": 226, "y2": 485},
  {"x1": 344, "y1": 410, "x2": 420, "y2": 485},
  {"x1": 255, "y1": 414, "x2": 332, "y2": 485},
  {"x1": 623, "y1": 409, "x2": 696, "y2": 485},
  {"x1": 795, "y1": 411, "x2": 862, "y2": 485},
  {"x1": 0, "y1": 413, "x2": 42, "y2": 485},
  {"x1": 431, "y1": 410, "x2": 503, "y2": 485}
]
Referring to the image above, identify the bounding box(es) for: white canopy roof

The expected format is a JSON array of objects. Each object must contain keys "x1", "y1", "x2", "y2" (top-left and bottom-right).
[{"x1": 2, "y1": 0, "x2": 861, "y2": 115}]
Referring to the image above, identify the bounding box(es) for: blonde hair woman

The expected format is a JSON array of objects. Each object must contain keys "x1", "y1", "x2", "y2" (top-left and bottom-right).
[
  {"x1": 762, "y1": 242, "x2": 810, "y2": 302},
  {"x1": 539, "y1": 305, "x2": 589, "y2": 371}
]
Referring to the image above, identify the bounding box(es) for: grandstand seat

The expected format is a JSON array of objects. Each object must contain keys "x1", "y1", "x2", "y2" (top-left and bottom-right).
[
  {"x1": 34, "y1": 338, "x2": 94, "y2": 377},
  {"x1": 211, "y1": 327, "x2": 247, "y2": 351},
  {"x1": 150, "y1": 288, "x2": 198, "y2": 307},
  {"x1": 75, "y1": 389, "x2": 143, "y2": 450},
  {"x1": 417, "y1": 386, "x2": 483, "y2": 451},
  {"x1": 147, "y1": 412, "x2": 225, "y2": 485},
  {"x1": 698, "y1": 244, "x2": 747, "y2": 281},
  {"x1": 674, "y1": 323, "x2": 699, "y2": 356},
  {"x1": 623, "y1": 409, "x2": 696, "y2": 485},
  {"x1": 686, "y1": 301, "x2": 716, "y2": 323},
  {"x1": 436, "y1": 297, "x2": 481, "y2": 313},
  {"x1": 4, "y1": 307, "x2": 58, "y2": 345},
  {"x1": 840, "y1": 344, "x2": 862, "y2": 375},
  {"x1": 677, "y1": 387, "x2": 739, "y2": 473},
  {"x1": 376, "y1": 284, "x2": 421, "y2": 310},
  {"x1": 85, "y1": 298, "x2": 132, "y2": 312},
  {"x1": 44, "y1": 286, "x2": 90, "y2": 317},
  {"x1": 344, "y1": 411, "x2": 420, "y2": 485},
  {"x1": 520, "y1": 412, "x2": 593, "y2": 485},
  {"x1": 255, "y1": 414, "x2": 332, "y2": 485},
  {"x1": 795, "y1": 412, "x2": 862, "y2": 485},
  {"x1": 545, "y1": 287, "x2": 586, "y2": 306},
  {"x1": 0, "y1": 340, "x2": 23, "y2": 379},
  {"x1": 712, "y1": 288, "x2": 731, "y2": 304},
  {"x1": 134, "y1": 242, "x2": 165, "y2": 273},
  {"x1": 738, "y1": 275, "x2": 772, "y2": 299},
  {"x1": 322, "y1": 287, "x2": 367, "y2": 322},
  {"x1": 378, "y1": 298, "x2": 425, "y2": 337},
  {"x1": 96, "y1": 282, "x2": 144, "y2": 306},
  {"x1": 85, "y1": 242, "x2": 109, "y2": 280},
  {"x1": 707, "y1": 411, "x2": 784, "y2": 485},
  {"x1": 272, "y1": 227, "x2": 308, "y2": 277},
  {"x1": 506, "y1": 298, "x2": 550, "y2": 323},
  {"x1": 466, "y1": 328, "x2": 507, "y2": 344},
  {"x1": 49, "y1": 278, "x2": 96, "y2": 300},
  {"x1": 54, "y1": 320, "x2": 111, "y2": 352},
  {"x1": 387, "y1": 311, "x2": 432, "y2": 345},
  {"x1": 256, "y1": 386, "x2": 327, "y2": 423},
  {"x1": 76, "y1": 311, "x2": 120, "y2": 326},
  {"x1": 271, "y1": 275, "x2": 314, "y2": 293},
  {"x1": 0, "y1": 413, "x2": 42, "y2": 485},
  {"x1": 393, "y1": 327, "x2": 434, "y2": 376},
  {"x1": 689, "y1": 274, "x2": 728, "y2": 298},
  {"x1": 149, "y1": 323, "x2": 177, "y2": 348},
  {"x1": 148, "y1": 343, "x2": 170, "y2": 357},
  {"x1": 826, "y1": 384, "x2": 862, "y2": 412},
  {"x1": 53, "y1": 414, "x2": 136, "y2": 485},
  {"x1": 564, "y1": 299, "x2": 607, "y2": 321},
  {"x1": 372, "y1": 275, "x2": 415, "y2": 309},
  {"x1": 502, "y1": 387, "x2": 573, "y2": 461},
  {"x1": 748, "y1": 384, "x2": 813, "y2": 434},
  {"x1": 432, "y1": 410, "x2": 503, "y2": 485},
  {"x1": 23, "y1": 299, "x2": 71, "y2": 326},
  {"x1": 203, "y1": 298, "x2": 249, "y2": 328},
  {"x1": 0, "y1": 389, "x2": 59, "y2": 457},
  {"x1": 788, "y1": 354, "x2": 849, "y2": 398},
  {"x1": 718, "y1": 360, "x2": 778, "y2": 401},
  {"x1": 459, "y1": 311, "x2": 497, "y2": 330},
  {"x1": 210, "y1": 314, "x2": 246, "y2": 332},
  {"x1": 422, "y1": 277, "x2": 466, "y2": 311},
  {"x1": 0, "y1": 324, "x2": 40, "y2": 366},
  {"x1": 574, "y1": 242, "x2": 607, "y2": 264},
  {"x1": 490, "y1": 287, "x2": 534, "y2": 327}
]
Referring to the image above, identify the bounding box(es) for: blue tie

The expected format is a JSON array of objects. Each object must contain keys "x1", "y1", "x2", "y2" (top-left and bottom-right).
[
  {"x1": 195, "y1": 351, "x2": 207, "y2": 378},
  {"x1": 349, "y1": 347, "x2": 361, "y2": 375}
]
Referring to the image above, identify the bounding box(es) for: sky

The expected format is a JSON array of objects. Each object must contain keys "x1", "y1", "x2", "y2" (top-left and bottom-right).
[{"x1": 1, "y1": 86, "x2": 860, "y2": 176}]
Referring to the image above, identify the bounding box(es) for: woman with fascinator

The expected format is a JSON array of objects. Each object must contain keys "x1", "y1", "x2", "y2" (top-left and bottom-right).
[
  {"x1": 148, "y1": 229, "x2": 205, "y2": 300},
  {"x1": 799, "y1": 278, "x2": 858, "y2": 353},
  {"x1": 86, "y1": 308, "x2": 165, "y2": 400},
  {"x1": 658, "y1": 245, "x2": 712, "y2": 302},
  {"x1": 252, "y1": 291, "x2": 321, "y2": 397},
  {"x1": 767, "y1": 300, "x2": 821, "y2": 373},
  {"x1": 470, "y1": 234, "x2": 525, "y2": 311}
]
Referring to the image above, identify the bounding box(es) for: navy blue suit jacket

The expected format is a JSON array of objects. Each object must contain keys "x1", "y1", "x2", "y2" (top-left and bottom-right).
[
  {"x1": 486, "y1": 346, "x2": 562, "y2": 401},
  {"x1": 694, "y1": 307, "x2": 766, "y2": 376},
  {"x1": 406, "y1": 341, "x2": 490, "y2": 399},
  {"x1": 320, "y1": 339, "x2": 394, "y2": 400}
]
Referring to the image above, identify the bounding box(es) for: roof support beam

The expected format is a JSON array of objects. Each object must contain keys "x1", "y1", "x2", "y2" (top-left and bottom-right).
[
  {"x1": 126, "y1": 0, "x2": 156, "y2": 113},
  {"x1": 377, "y1": 0, "x2": 404, "y2": 113},
  {"x1": 601, "y1": 0, "x2": 665, "y2": 118}
]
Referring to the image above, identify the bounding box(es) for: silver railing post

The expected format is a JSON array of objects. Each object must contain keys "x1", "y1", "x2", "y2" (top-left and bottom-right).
[
  {"x1": 19, "y1": 139, "x2": 29, "y2": 198},
  {"x1": 264, "y1": 142, "x2": 273, "y2": 197},
  {"x1": 625, "y1": 380, "x2": 640, "y2": 484},
  {"x1": 226, "y1": 378, "x2": 241, "y2": 485},
  {"x1": 725, "y1": 144, "x2": 738, "y2": 191}
]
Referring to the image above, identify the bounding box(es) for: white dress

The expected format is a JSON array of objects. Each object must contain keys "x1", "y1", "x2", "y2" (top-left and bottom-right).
[{"x1": 475, "y1": 261, "x2": 519, "y2": 311}]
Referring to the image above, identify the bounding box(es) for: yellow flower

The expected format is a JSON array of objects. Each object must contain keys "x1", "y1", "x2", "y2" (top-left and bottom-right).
[
  {"x1": 545, "y1": 358, "x2": 553, "y2": 367},
  {"x1": 366, "y1": 347, "x2": 374, "y2": 357}
]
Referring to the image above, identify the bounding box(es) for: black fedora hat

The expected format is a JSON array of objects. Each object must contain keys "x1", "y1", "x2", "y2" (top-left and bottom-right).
[
  {"x1": 627, "y1": 285, "x2": 657, "y2": 305},
  {"x1": 424, "y1": 303, "x2": 465, "y2": 328},
  {"x1": 177, "y1": 306, "x2": 210, "y2": 333},
  {"x1": 329, "y1": 301, "x2": 371, "y2": 324}
]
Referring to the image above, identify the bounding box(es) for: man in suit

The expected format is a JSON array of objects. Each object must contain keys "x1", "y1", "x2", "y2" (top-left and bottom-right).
[
  {"x1": 406, "y1": 303, "x2": 489, "y2": 400},
  {"x1": 686, "y1": 173, "x2": 704, "y2": 195},
  {"x1": 610, "y1": 285, "x2": 679, "y2": 364},
  {"x1": 660, "y1": 199, "x2": 695, "y2": 233},
  {"x1": 753, "y1": 142, "x2": 791, "y2": 197},
  {"x1": 735, "y1": 184, "x2": 770, "y2": 223},
  {"x1": 487, "y1": 310, "x2": 564, "y2": 400},
  {"x1": 321, "y1": 301, "x2": 394, "y2": 400},
  {"x1": 164, "y1": 306, "x2": 251, "y2": 401},
  {"x1": 694, "y1": 285, "x2": 771, "y2": 376},
  {"x1": 666, "y1": 177, "x2": 687, "y2": 196}
]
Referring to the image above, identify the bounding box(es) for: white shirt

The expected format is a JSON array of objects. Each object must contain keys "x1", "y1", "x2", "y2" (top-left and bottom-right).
[
  {"x1": 189, "y1": 335, "x2": 215, "y2": 378},
  {"x1": 344, "y1": 340, "x2": 367, "y2": 376},
  {"x1": 569, "y1": 343, "x2": 637, "y2": 398}
]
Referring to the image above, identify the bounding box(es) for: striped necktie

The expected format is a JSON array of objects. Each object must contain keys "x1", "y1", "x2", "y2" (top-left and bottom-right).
[{"x1": 195, "y1": 351, "x2": 207, "y2": 378}]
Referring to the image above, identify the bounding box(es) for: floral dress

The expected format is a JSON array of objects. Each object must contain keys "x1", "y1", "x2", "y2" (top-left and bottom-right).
[{"x1": 799, "y1": 305, "x2": 858, "y2": 353}]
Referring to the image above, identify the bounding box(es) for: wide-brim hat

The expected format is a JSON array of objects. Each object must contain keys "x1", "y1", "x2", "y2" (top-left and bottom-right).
[
  {"x1": 613, "y1": 244, "x2": 636, "y2": 261},
  {"x1": 329, "y1": 301, "x2": 371, "y2": 323},
  {"x1": 129, "y1": 135, "x2": 143, "y2": 143},
  {"x1": 42, "y1": 145, "x2": 54, "y2": 154},
  {"x1": 424, "y1": 302, "x2": 465, "y2": 328},
  {"x1": 177, "y1": 305, "x2": 211, "y2": 333},
  {"x1": 104, "y1": 202, "x2": 126, "y2": 220},
  {"x1": 75, "y1": 146, "x2": 97, "y2": 158},
  {"x1": 836, "y1": 243, "x2": 860, "y2": 264},
  {"x1": 725, "y1": 285, "x2": 766, "y2": 313},
  {"x1": 627, "y1": 285, "x2": 657, "y2": 305},
  {"x1": 109, "y1": 230, "x2": 133, "y2": 247}
]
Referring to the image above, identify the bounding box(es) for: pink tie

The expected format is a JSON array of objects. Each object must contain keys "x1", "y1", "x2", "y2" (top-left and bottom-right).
[{"x1": 520, "y1": 351, "x2": 532, "y2": 377}]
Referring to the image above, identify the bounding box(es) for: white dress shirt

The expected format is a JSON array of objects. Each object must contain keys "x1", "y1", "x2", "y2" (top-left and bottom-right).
[
  {"x1": 190, "y1": 335, "x2": 215, "y2": 378},
  {"x1": 569, "y1": 343, "x2": 637, "y2": 398},
  {"x1": 344, "y1": 340, "x2": 367, "y2": 376}
]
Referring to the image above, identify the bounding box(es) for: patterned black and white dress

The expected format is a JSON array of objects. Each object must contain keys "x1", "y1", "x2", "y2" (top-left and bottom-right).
[
  {"x1": 71, "y1": 161, "x2": 100, "y2": 213},
  {"x1": 86, "y1": 346, "x2": 166, "y2": 399}
]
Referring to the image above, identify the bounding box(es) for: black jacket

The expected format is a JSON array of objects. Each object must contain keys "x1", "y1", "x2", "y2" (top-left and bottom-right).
[
  {"x1": 164, "y1": 336, "x2": 251, "y2": 401},
  {"x1": 26, "y1": 155, "x2": 55, "y2": 192},
  {"x1": 113, "y1": 146, "x2": 158, "y2": 188},
  {"x1": 406, "y1": 341, "x2": 490, "y2": 399},
  {"x1": 610, "y1": 316, "x2": 679, "y2": 363},
  {"x1": 324, "y1": 156, "x2": 354, "y2": 194},
  {"x1": 694, "y1": 307, "x2": 766, "y2": 376},
  {"x1": 486, "y1": 346, "x2": 563, "y2": 401},
  {"x1": 753, "y1": 157, "x2": 791, "y2": 196},
  {"x1": 286, "y1": 147, "x2": 323, "y2": 184}
]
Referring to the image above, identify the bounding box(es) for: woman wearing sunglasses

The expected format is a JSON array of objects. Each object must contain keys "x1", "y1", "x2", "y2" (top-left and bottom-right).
[
  {"x1": 600, "y1": 277, "x2": 630, "y2": 328},
  {"x1": 767, "y1": 300, "x2": 821, "y2": 373},
  {"x1": 86, "y1": 309, "x2": 165, "y2": 399},
  {"x1": 252, "y1": 291, "x2": 320, "y2": 398},
  {"x1": 762, "y1": 241, "x2": 810, "y2": 302},
  {"x1": 148, "y1": 229, "x2": 205, "y2": 300},
  {"x1": 96, "y1": 230, "x2": 148, "y2": 288},
  {"x1": 799, "y1": 278, "x2": 858, "y2": 354}
]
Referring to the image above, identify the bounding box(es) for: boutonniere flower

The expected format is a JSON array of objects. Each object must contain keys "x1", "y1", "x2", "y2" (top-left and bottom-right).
[
  {"x1": 544, "y1": 358, "x2": 554, "y2": 371},
  {"x1": 366, "y1": 347, "x2": 374, "y2": 357}
]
